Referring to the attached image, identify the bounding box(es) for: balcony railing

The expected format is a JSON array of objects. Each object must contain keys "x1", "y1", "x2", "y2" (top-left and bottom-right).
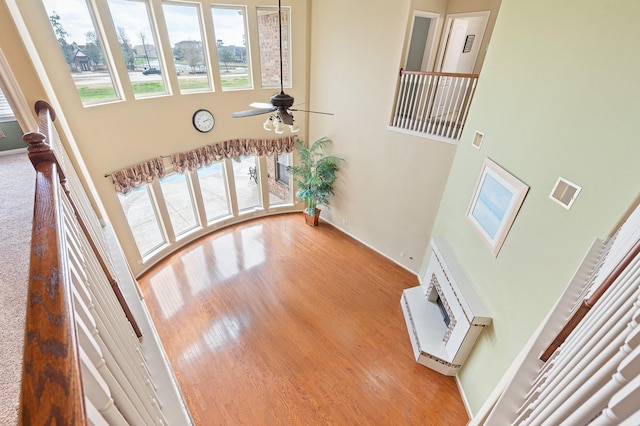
[{"x1": 390, "y1": 70, "x2": 479, "y2": 142}]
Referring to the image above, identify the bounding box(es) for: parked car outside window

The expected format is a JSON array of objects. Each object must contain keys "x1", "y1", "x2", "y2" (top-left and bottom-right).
[{"x1": 142, "y1": 68, "x2": 161, "y2": 75}]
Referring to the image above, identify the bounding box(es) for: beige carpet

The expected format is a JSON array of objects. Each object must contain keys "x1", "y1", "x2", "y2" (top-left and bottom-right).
[{"x1": 0, "y1": 151, "x2": 33, "y2": 426}]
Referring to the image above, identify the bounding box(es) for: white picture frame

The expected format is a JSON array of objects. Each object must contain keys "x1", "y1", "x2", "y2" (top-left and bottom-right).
[{"x1": 466, "y1": 158, "x2": 529, "y2": 257}]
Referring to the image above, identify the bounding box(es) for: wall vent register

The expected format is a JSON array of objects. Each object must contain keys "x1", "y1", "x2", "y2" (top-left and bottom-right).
[
  {"x1": 401, "y1": 237, "x2": 492, "y2": 375},
  {"x1": 549, "y1": 176, "x2": 582, "y2": 209}
]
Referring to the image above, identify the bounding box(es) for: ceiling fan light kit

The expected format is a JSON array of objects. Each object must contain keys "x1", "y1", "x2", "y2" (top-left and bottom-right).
[{"x1": 231, "y1": 0, "x2": 331, "y2": 133}]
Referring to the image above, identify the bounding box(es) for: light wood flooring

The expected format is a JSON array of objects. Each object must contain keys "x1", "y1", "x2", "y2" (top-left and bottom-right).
[{"x1": 138, "y1": 213, "x2": 469, "y2": 425}]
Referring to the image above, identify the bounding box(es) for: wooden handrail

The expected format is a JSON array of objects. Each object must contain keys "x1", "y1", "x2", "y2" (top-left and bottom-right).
[
  {"x1": 540, "y1": 235, "x2": 640, "y2": 362},
  {"x1": 399, "y1": 68, "x2": 479, "y2": 79},
  {"x1": 20, "y1": 129, "x2": 86, "y2": 424}
]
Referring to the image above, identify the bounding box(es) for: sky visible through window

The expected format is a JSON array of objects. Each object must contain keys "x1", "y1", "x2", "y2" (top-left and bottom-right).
[{"x1": 43, "y1": 0, "x2": 245, "y2": 48}]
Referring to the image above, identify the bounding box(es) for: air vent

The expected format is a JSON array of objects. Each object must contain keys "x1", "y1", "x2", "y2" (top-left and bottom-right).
[
  {"x1": 550, "y1": 177, "x2": 581, "y2": 209},
  {"x1": 472, "y1": 131, "x2": 484, "y2": 149}
]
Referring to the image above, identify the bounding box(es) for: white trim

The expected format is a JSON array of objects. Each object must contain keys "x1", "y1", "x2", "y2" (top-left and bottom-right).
[
  {"x1": 0, "y1": 48, "x2": 36, "y2": 133},
  {"x1": 435, "y1": 11, "x2": 491, "y2": 73},
  {"x1": 104, "y1": 224, "x2": 195, "y2": 425},
  {"x1": 456, "y1": 375, "x2": 474, "y2": 421},
  {"x1": 0, "y1": 147, "x2": 27, "y2": 157},
  {"x1": 387, "y1": 125, "x2": 461, "y2": 145},
  {"x1": 322, "y1": 216, "x2": 421, "y2": 276}
]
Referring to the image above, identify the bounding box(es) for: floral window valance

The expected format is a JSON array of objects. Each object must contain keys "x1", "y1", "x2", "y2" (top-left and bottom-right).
[
  {"x1": 110, "y1": 157, "x2": 166, "y2": 194},
  {"x1": 110, "y1": 136, "x2": 296, "y2": 193},
  {"x1": 171, "y1": 136, "x2": 296, "y2": 173}
]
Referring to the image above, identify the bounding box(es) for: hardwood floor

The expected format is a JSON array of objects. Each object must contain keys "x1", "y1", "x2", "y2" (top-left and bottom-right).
[{"x1": 138, "y1": 214, "x2": 469, "y2": 425}]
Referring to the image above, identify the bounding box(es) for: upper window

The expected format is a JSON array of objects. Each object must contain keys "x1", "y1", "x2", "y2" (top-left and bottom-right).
[
  {"x1": 108, "y1": 0, "x2": 168, "y2": 98},
  {"x1": 43, "y1": 0, "x2": 120, "y2": 105},
  {"x1": 211, "y1": 6, "x2": 251, "y2": 91},
  {"x1": 0, "y1": 87, "x2": 16, "y2": 122},
  {"x1": 163, "y1": 2, "x2": 212, "y2": 93},
  {"x1": 257, "y1": 6, "x2": 291, "y2": 88}
]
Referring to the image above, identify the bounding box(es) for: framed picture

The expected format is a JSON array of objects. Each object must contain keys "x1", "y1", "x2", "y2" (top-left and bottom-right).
[
  {"x1": 466, "y1": 158, "x2": 529, "y2": 256},
  {"x1": 463, "y1": 35, "x2": 476, "y2": 53}
]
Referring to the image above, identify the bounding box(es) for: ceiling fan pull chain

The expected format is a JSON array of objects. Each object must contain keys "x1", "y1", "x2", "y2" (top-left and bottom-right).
[{"x1": 278, "y1": 0, "x2": 284, "y2": 95}]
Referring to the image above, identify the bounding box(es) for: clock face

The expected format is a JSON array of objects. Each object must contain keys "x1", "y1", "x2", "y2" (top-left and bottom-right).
[{"x1": 193, "y1": 109, "x2": 215, "y2": 133}]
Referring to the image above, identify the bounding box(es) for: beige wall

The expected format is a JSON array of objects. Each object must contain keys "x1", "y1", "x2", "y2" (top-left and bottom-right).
[
  {"x1": 0, "y1": 1, "x2": 47, "y2": 128},
  {"x1": 3, "y1": 0, "x2": 499, "y2": 276},
  {"x1": 429, "y1": 0, "x2": 640, "y2": 414},
  {"x1": 308, "y1": 0, "x2": 453, "y2": 273},
  {"x1": 5, "y1": 0, "x2": 309, "y2": 275},
  {"x1": 7, "y1": 0, "x2": 601, "y2": 418}
]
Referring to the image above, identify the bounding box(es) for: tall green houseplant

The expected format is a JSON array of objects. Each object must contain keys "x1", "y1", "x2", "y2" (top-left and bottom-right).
[{"x1": 289, "y1": 137, "x2": 343, "y2": 225}]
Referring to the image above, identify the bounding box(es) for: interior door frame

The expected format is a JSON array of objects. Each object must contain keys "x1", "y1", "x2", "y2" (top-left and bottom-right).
[
  {"x1": 435, "y1": 11, "x2": 491, "y2": 73},
  {"x1": 404, "y1": 11, "x2": 441, "y2": 72}
]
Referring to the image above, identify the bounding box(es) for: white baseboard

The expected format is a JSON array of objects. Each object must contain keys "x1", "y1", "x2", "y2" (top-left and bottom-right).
[
  {"x1": 456, "y1": 375, "x2": 474, "y2": 424},
  {"x1": 0, "y1": 147, "x2": 27, "y2": 157},
  {"x1": 321, "y1": 217, "x2": 421, "y2": 277}
]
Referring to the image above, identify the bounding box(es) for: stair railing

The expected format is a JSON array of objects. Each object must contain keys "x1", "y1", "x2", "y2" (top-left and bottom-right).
[{"x1": 20, "y1": 101, "x2": 167, "y2": 425}]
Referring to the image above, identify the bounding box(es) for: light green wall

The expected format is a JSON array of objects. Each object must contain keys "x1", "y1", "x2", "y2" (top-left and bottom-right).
[
  {"x1": 0, "y1": 121, "x2": 24, "y2": 151},
  {"x1": 429, "y1": 0, "x2": 640, "y2": 414}
]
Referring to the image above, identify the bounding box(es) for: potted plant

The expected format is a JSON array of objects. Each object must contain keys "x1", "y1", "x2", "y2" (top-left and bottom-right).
[{"x1": 289, "y1": 137, "x2": 343, "y2": 226}]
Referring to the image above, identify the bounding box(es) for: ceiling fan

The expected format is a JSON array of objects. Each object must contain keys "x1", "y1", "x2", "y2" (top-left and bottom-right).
[{"x1": 231, "y1": 0, "x2": 332, "y2": 133}]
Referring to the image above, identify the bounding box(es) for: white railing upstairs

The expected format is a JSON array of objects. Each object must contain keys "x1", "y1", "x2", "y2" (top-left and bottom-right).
[{"x1": 390, "y1": 70, "x2": 479, "y2": 141}]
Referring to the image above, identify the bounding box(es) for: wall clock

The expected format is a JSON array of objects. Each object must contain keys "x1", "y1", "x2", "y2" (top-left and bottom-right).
[{"x1": 192, "y1": 109, "x2": 215, "y2": 133}]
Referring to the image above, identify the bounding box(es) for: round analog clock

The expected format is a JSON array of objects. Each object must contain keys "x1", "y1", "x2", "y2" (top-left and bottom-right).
[{"x1": 192, "y1": 109, "x2": 215, "y2": 133}]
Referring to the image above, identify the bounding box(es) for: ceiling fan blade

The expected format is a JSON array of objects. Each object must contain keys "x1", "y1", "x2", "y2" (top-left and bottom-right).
[
  {"x1": 231, "y1": 107, "x2": 275, "y2": 118},
  {"x1": 279, "y1": 109, "x2": 294, "y2": 125},
  {"x1": 290, "y1": 108, "x2": 334, "y2": 116},
  {"x1": 250, "y1": 102, "x2": 274, "y2": 109}
]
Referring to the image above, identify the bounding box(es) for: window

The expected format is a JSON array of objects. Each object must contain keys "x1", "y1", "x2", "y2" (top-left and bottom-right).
[
  {"x1": 158, "y1": 172, "x2": 199, "y2": 237},
  {"x1": 257, "y1": 6, "x2": 290, "y2": 88},
  {"x1": 117, "y1": 185, "x2": 166, "y2": 256},
  {"x1": 275, "y1": 153, "x2": 290, "y2": 185},
  {"x1": 42, "y1": 0, "x2": 119, "y2": 105},
  {"x1": 211, "y1": 6, "x2": 251, "y2": 90},
  {"x1": 267, "y1": 153, "x2": 292, "y2": 207},
  {"x1": 197, "y1": 162, "x2": 231, "y2": 222},
  {"x1": 108, "y1": 0, "x2": 167, "y2": 98},
  {"x1": 163, "y1": 2, "x2": 212, "y2": 93},
  {"x1": 231, "y1": 156, "x2": 261, "y2": 212},
  {"x1": 0, "y1": 87, "x2": 15, "y2": 122}
]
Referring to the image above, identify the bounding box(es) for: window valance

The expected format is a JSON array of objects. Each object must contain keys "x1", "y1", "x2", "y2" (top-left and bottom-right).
[
  {"x1": 170, "y1": 136, "x2": 296, "y2": 173},
  {"x1": 110, "y1": 136, "x2": 296, "y2": 193},
  {"x1": 110, "y1": 157, "x2": 166, "y2": 194}
]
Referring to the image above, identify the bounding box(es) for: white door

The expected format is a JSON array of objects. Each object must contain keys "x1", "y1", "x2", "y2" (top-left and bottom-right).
[
  {"x1": 438, "y1": 12, "x2": 490, "y2": 74},
  {"x1": 431, "y1": 12, "x2": 490, "y2": 118},
  {"x1": 441, "y1": 19, "x2": 470, "y2": 73}
]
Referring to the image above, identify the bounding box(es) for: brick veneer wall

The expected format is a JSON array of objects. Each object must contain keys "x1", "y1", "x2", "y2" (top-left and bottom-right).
[{"x1": 267, "y1": 155, "x2": 291, "y2": 200}]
